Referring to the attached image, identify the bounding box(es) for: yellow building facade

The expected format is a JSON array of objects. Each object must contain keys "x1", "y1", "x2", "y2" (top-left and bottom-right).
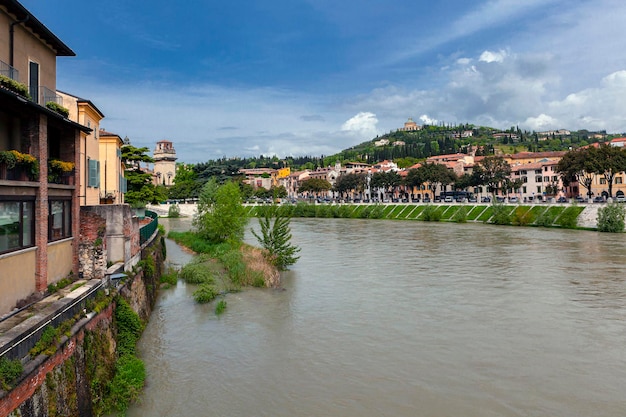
[
  {"x1": 58, "y1": 91, "x2": 105, "y2": 205},
  {"x1": 98, "y1": 129, "x2": 125, "y2": 204}
]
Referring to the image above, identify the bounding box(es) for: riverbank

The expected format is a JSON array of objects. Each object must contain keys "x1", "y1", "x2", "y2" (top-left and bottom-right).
[
  {"x1": 150, "y1": 202, "x2": 602, "y2": 229},
  {"x1": 168, "y1": 231, "x2": 280, "y2": 289}
]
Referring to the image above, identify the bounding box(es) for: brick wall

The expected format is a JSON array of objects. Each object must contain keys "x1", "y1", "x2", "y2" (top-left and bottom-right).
[{"x1": 78, "y1": 210, "x2": 107, "y2": 279}]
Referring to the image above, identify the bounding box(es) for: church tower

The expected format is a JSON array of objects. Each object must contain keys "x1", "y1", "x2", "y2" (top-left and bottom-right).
[{"x1": 153, "y1": 140, "x2": 177, "y2": 186}]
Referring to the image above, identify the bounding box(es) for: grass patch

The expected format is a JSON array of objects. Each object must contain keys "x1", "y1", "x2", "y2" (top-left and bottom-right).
[
  {"x1": 440, "y1": 205, "x2": 459, "y2": 220},
  {"x1": 476, "y1": 206, "x2": 494, "y2": 222},
  {"x1": 388, "y1": 205, "x2": 405, "y2": 218},
  {"x1": 555, "y1": 206, "x2": 584, "y2": 228}
]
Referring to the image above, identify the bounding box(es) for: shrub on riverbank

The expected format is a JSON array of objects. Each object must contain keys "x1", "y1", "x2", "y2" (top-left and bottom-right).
[
  {"x1": 169, "y1": 231, "x2": 278, "y2": 288},
  {"x1": 597, "y1": 203, "x2": 626, "y2": 232}
]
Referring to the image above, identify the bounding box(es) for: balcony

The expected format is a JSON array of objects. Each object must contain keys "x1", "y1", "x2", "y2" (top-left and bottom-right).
[
  {"x1": 37, "y1": 86, "x2": 63, "y2": 106},
  {"x1": 0, "y1": 60, "x2": 19, "y2": 81}
]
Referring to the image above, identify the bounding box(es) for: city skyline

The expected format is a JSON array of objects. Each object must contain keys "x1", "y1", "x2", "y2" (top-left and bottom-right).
[{"x1": 19, "y1": 0, "x2": 626, "y2": 163}]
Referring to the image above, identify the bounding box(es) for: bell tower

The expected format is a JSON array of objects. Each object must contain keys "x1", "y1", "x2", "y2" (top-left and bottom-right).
[{"x1": 153, "y1": 140, "x2": 177, "y2": 186}]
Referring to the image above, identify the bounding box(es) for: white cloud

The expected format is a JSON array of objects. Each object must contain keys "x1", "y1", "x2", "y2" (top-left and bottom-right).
[
  {"x1": 479, "y1": 50, "x2": 507, "y2": 63},
  {"x1": 419, "y1": 115, "x2": 438, "y2": 125},
  {"x1": 456, "y1": 58, "x2": 472, "y2": 65},
  {"x1": 341, "y1": 112, "x2": 379, "y2": 136},
  {"x1": 524, "y1": 114, "x2": 558, "y2": 130}
]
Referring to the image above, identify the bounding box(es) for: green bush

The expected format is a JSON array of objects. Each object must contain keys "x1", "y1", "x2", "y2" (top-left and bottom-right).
[
  {"x1": 167, "y1": 204, "x2": 181, "y2": 218},
  {"x1": 452, "y1": 206, "x2": 468, "y2": 223},
  {"x1": 421, "y1": 205, "x2": 441, "y2": 221},
  {"x1": 0, "y1": 356, "x2": 23, "y2": 390},
  {"x1": 0, "y1": 74, "x2": 30, "y2": 98},
  {"x1": 535, "y1": 208, "x2": 557, "y2": 227},
  {"x1": 490, "y1": 203, "x2": 511, "y2": 225},
  {"x1": 179, "y1": 262, "x2": 216, "y2": 284},
  {"x1": 193, "y1": 283, "x2": 218, "y2": 303},
  {"x1": 511, "y1": 206, "x2": 534, "y2": 226},
  {"x1": 45, "y1": 101, "x2": 70, "y2": 117},
  {"x1": 597, "y1": 203, "x2": 626, "y2": 232}
]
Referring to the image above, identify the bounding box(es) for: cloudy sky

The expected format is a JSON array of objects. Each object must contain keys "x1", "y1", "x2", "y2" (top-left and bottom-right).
[{"x1": 20, "y1": 0, "x2": 626, "y2": 163}]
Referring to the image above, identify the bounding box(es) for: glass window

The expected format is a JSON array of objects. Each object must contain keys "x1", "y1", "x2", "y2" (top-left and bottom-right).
[
  {"x1": 49, "y1": 199, "x2": 72, "y2": 241},
  {"x1": 0, "y1": 199, "x2": 35, "y2": 253}
]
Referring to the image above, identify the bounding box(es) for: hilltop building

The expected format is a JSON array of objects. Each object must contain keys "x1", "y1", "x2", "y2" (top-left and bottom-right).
[
  {"x1": 399, "y1": 117, "x2": 421, "y2": 131},
  {"x1": 153, "y1": 140, "x2": 177, "y2": 186}
]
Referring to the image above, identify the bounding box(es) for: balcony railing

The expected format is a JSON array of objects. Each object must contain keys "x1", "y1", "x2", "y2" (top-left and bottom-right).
[
  {"x1": 39, "y1": 86, "x2": 63, "y2": 106},
  {"x1": 0, "y1": 60, "x2": 19, "y2": 81},
  {"x1": 139, "y1": 210, "x2": 159, "y2": 246}
]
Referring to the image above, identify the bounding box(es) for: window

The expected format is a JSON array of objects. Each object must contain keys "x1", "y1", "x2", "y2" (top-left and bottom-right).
[
  {"x1": 600, "y1": 178, "x2": 607, "y2": 185},
  {"x1": 537, "y1": 186, "x2": 542, "y2": 193},
  {"x1": 544, "y1": 176, "x2": 550, "y2": 182},
  {"x1": 522, "y1": 176, "x2": 528, "y2": 183},
  {"x1": 535, "y1": 176, "x2": 542, "y2": 182},
  {"x1": 49, "y1": 199, "x2": 71, "y2": 241},
  {"x1": 88, "y1": 159, "x2": 100, "y2": 187},
  {"x1": 522, "y1": 186, "x2": 527, "y2": 193},
  {"x1": 29, "y1": 61, "x2": 39, "y2": 103},
  {"x1": 520, "y1": 170, "x2": 527, "y2": 175},
  {"x1": 552, "y1": 176, "x2": 558, "y2": 182},
  {"x1": 0, "y1": 199, "x2": 34, "y2": 254},
  {"x1": 616, "y1": 177, "x2": 623, "y2": 184}
]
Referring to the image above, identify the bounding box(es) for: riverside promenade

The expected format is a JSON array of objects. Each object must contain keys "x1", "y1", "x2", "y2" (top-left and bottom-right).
[{"x1": 149, "y1": 202, "x2": 602, "y2": 229}]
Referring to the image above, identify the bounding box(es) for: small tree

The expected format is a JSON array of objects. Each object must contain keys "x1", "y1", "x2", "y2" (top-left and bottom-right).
[
  {"x1": 597, "y1": 203, "x2": 626, "y2": 233},
  {"x1": 194, "y1": 181, "x2": 248, "y2": 243},
  {"x1": 252, "y1": 205, "x2": 300, "y2": 270}
]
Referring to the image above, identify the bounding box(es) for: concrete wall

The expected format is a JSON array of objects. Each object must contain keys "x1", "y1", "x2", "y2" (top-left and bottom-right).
[
  {"x1": 47, "y1": 239, "x2": 74, "y2": 283},
  {"x1": 0, "y1": 248, "x2": 36, "y2": 315}
]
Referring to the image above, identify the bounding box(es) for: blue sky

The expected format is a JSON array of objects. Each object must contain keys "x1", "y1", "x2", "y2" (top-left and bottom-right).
[{"x1": 20, "y1": 0, "x2": 626, "y2": 163}]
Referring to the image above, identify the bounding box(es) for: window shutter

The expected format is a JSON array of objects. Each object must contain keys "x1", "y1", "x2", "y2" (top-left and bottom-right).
[{"x1": 88, "y1": 160, "x2": 96, "y2": 187}]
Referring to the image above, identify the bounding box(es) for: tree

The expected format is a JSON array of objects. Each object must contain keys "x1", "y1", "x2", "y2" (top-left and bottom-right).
[
  {"x1": 556, "y1": 147, "x2": 597, "y2": 199},
  {"x1": 121, "y1": 144, "x2": 161, "y2": 206},
  {"x1": 252, "y1": 205, "x2": 300, "y2": 270},
  {"x1": 595, "y1": 144, "x2": 626, "y2": 198},
  {"x1": 597, "y1": 203, "x2": 626, "y2": 232},
  {"x1": 477, "y1": 156, "x2": 511, "y2": 195},
  {"x1": 404, "y1": 168, "x2": 425, "y2": 197},
  {"x1": 334, "y1": 173, "x2": 366, "y2": 199},
  {"x1": 418, "y1": 163, "x2": 457, "y2": 197},
  {"x1": 194, "y1": 181, "x2": 248, "y2": 243},
  {"x1": 298, "y1": 178, "x2": 332, "y2": 196}
]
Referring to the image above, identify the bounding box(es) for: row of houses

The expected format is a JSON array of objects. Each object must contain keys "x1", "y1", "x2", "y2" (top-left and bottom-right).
[
  {"x1": 0, "y1": 0, "x2": 161, "y2": 316},
  {"x1": 244, "y1": 145, "x2": 626, "y2": 202}
]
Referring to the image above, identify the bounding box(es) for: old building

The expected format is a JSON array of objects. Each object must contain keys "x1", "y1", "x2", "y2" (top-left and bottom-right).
[
  {"x1": 153, "y1": 139, "x2": 177, "y2": 186},
  {"x1": 0, "y1": 0, "x2": 87, "y2": 315}
]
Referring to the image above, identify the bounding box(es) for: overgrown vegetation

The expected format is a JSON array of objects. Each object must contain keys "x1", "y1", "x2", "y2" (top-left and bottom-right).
[
  {"x1": 421, "y1": 205, "x2": 442, "y2": 221},
  {"x1": 597, "y1": 203, "x2": 626, "y2": 232},
  {"x1": 0, "y1": 356, "x2": 23, "y2": 390},
  {"x1": 490, "y1": 203, "x2": 512, "y2": 225},
  {"x1": 104, "y1": 297, "x2": 146, "y2": 414},
  {"x1": 215, "y1": 299, "x2": 227, "y2": 315}
]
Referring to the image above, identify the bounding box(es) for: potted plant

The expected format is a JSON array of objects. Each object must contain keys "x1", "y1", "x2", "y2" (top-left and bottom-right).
[
  {"x1": 0, "y1": 150, "x2": 39, "y2": 180},
  {"x1": 48, "y1": 159, "x2": 75, "y2": 184},
  {"x1": 130, "y1": 201, "x2": 147, "y2": 219},
  {"x1": 45, "y1": 102, "x2": 70, "y2": 118}
]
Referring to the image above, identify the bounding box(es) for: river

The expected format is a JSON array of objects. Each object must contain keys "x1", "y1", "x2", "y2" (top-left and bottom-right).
[{"x1": 128, "y1": 218, "x2": 626, "y2": 417}]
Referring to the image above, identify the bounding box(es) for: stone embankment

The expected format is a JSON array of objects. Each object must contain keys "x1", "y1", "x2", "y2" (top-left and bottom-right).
[
  {"x1": 0, "y1": 232, "x2": 165, "y2": 417},
  {"x1": 150, "y1": 202, "x2": 602, "y2": 228}
]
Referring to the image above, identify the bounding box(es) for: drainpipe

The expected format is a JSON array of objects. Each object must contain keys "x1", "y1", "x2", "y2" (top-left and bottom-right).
[{"x1": 9, "y1": 15, "x2": 30, "y2": 69}]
